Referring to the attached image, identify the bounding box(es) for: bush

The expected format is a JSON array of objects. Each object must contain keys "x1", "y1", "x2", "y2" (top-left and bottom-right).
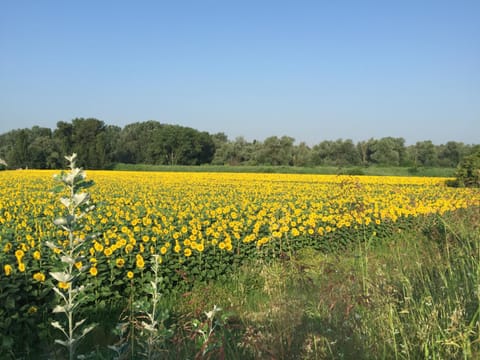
[{"x1": 447, "y1": 150, "x2": 480, "y2": 188}]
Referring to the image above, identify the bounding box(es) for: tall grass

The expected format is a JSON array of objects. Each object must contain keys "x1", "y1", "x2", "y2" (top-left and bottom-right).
[
  {"x1": 166, "y1": 207, "x2": 480, "y2": 359},
  {"x1": 112, "y1": 163, "x2": 456, "y2": 177}
]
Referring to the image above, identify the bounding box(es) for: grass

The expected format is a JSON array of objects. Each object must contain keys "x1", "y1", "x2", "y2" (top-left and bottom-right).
[
  {"x1": 157, "y1": 206, "x2": 480, "y2": 359},
  {"x1": 112, "y1": 163, "x2": 456, "y2": 177}
]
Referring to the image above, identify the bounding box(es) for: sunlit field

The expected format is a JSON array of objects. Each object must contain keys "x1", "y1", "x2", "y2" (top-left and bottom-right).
[
  {"x1": 1, "y1": 171, "x2": 477, "y2": 281},
  {"x1": 1, "y1": 170, "x2": 479, "y2": 358}
]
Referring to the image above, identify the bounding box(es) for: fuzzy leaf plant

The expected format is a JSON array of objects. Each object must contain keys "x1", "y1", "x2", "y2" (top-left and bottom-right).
[{"x1": 45, "y1": 153, "x2": 98, "y2": 360}]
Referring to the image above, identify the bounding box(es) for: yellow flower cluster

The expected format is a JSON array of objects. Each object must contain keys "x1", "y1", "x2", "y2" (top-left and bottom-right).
[{"x1": 0, "y1": 170, "x2": 478, "y2": 280}]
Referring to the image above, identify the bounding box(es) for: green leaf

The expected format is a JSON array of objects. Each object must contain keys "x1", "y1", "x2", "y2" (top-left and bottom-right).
[
  {"x1": 51, "y1": 185, "x2": 64, "y2": 194},
  {"x1": 5, "y1": 297, "x2": 15, "y2": 309}
]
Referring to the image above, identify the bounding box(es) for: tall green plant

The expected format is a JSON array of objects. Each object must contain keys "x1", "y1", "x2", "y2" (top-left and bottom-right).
[
  {"x1": 448, "y1": 149, "x2": 480, "y2": 187},
  {"x1": 45, "y1": 153, "x2": 97, "y2": 359}
]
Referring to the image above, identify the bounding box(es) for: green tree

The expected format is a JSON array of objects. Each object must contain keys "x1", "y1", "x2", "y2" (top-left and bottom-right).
[
  {"x1": 370, "y1": 137, "x2": 406, "y2": 166},
  {"x1": 408, "y1": 140, "x2": 438, "y2": 167},
  {"x1": 256, "y1": 136, "x2": 294, "y2": 166},
  {"x1": 71, "y1": 118, "x2": 108, "y2": 169},
  {"x1": 292, "y1": 142, "x2": 312, "y2": 166},
  {"x1": 437, "y1": 141, "x2": 466, "y2": 167},
  {"x1": 448, "y1": 148, "x2": 480, "y2": 187},
  {"x1": 114, "y1": 121, "x2": 163, "y2": 164},
  {"x1": 53, "y1": 121, "x2": 74, "y2": 161}
]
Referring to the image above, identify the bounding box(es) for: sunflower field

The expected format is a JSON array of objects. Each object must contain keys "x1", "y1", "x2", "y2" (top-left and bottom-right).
[{"x1": 0, "y1": 169, "x2": 479, "y2": 354}]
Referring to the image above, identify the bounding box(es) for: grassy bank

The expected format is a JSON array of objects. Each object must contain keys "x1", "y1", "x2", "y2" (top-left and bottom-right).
[
  {"x1": 112, "y1": 163, "x2": 456, "y2": 177},
  {"x1": 150, "y1": 207, "x2": 479, "y2": 359}
]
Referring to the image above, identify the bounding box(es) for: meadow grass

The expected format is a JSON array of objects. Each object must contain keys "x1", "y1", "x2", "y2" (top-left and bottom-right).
[
  {"x1": 162, "y1": 206, "x2": 480, "y2": 359},
  {"x1": 112, "y1": 163, "x2": 456, "y2": 177}
]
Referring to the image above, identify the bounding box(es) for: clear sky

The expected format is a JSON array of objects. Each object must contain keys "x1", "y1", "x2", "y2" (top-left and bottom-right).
[{"x1": 1, "y1": 0, "x2": 479, "y2": 145}]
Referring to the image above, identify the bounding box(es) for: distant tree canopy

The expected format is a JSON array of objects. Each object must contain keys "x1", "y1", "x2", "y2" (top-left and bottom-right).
[{"x1": 0, "y1": 118, "x2": 477, "y2": 169}]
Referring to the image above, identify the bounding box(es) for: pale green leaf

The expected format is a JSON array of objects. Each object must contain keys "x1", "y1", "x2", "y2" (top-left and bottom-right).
[
  {"x1": 73, "y1": 192, "x2": 89, "y2": 206},
  {"x1": 60, "y1": 255, "x2": 76, "y2": 265},
  {"x1": 50, "y1": 271, "x2": 72, "y2": 283},
  {"x1": 60, "y1": 197, "x2": 70, "y2": 208},
  {"x1": 54, "y1": 339, "x2": 70, "y2": 347},
  {"x1": 52, "y1": 287, "x2": 67, "y2": 302},
  {"x1": 52, "y1": 305, "x2": 67, "y2": 314},
  {"x1": 64, "y1": 153, "x2": 77, "y2": 163},
  {"x1": 45, "y1": 241, "x2": 58, "y2": 250},
  {"x1": 53, "y1": 217, "x2": 68, "y2": 226},
  {"x1": 73, "y1": 318, "x2": 86, "y2": 331}
]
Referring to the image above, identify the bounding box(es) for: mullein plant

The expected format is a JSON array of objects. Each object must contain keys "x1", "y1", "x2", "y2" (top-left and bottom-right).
[
  {"x1": 109, "y1": 254, "x2": 172, "y2": 359},
  {"x1": 45, "y1": 154, "x2": 98, "y2": 360}
]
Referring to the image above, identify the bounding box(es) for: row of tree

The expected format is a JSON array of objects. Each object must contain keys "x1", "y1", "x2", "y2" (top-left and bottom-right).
[
  {"x1": 0, "y1": 118, "x2": 478, "y2": 169},
  {"x1": 212, "y1": 135, "x2": 478, "y2": 168},
  {"x1": 0, "y1": 119, "x2": 215, "y2": 169}
]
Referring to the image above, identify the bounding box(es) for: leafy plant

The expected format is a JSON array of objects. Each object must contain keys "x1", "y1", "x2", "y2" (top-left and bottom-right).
[
  {"x1": 447, "y1": 149, "x2": 480, "y2": 187},
  {"x1": 110, "y1": 255, "x2": 172, "y2": 359},
  {"x1": 45, "y1": 153, "x2": 98, "y2": 359}
]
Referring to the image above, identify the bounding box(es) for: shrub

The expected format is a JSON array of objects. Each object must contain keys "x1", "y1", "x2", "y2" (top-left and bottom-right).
[{"x1": 447, "y1": 150, "x2": 480, "y2": 188}]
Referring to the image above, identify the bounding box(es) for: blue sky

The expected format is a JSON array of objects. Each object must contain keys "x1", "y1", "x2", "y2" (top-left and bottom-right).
[{"x1": 1, "y1": 0, "x2": 479, "y2": 145}]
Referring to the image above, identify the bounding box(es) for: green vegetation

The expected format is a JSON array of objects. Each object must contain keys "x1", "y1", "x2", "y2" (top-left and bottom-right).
[
  {"x1": 161, "y1": 206, "x2": 480, "y2": 359},
  {"x1": 448, "y1": 149, "x2": 480, "y2": 188},
  {"x1": 0, "y1": 119, "x2": 477, "y2": 170},
  {"x1": 0, "y1": 157, "x2": 478, "y2": 358},
  {"x1": 58, "y1": 206, "x2": 479, "y2": 359},
  {"x1": 113, "y1": 163, "x2": 456, "y2": 177}
]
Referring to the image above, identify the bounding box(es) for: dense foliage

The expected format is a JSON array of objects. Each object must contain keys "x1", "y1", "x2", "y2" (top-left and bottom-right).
[
  {"x1": 0, "y1": 119, "x2": 478, "y2": 169},
  {"x1": 449, "y1": 149, "x2": 480, "y2": 188}
]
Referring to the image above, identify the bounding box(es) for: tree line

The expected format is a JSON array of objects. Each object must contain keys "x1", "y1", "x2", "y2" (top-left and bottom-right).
[{"x1": 0, "y1": 118, "x2": 478, "y2": 170}]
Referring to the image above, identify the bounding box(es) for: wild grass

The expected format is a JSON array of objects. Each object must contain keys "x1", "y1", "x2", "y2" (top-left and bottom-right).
[
  {"x1": 161, "y1": 206, "x2": 480, "y2": 359},
  {"x1": 112, "y1": 163, "x2": 456, "y2": 177}
]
